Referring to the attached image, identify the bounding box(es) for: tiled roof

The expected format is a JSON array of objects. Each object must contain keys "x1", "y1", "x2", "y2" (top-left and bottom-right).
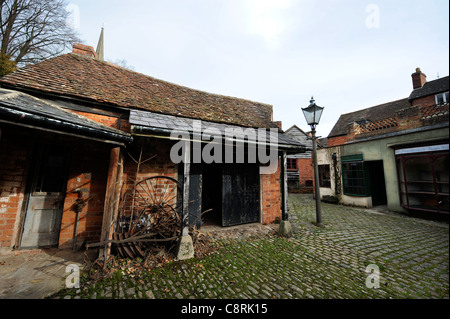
[
  {"x1": 328, "y1": 98, "x2": 410, "y2": 138},
  {"x1": 408, "y1": 76, "x2": 449, "y2": 101},
  {"x1": 357, "y1": 116, "x2": 398, "y2": 133},
  {"x1": 421, "y1": 103, "x2": 449, "y2": 119},
  {"x1": 129, "y1": 109, "x2": 305, "y2": 151},
  {"x1": 0, "y1": 88, "x2": 132, "y2": 144},
  {"x1": 0, "y1": 53, "x2": 276, "y2": 129}
]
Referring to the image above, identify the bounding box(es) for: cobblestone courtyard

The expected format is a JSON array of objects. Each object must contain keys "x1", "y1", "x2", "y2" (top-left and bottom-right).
[{"x1": 54, "y1": 194, "x2": 449, "y2": 299}]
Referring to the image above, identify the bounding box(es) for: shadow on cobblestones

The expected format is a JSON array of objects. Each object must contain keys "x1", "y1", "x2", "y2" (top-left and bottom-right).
[{"x1": 51, "y1": 194, "x2": 449, "y2": 299}]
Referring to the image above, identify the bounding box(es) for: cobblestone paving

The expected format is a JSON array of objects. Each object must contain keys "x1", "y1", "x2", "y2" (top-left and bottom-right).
[{"x1": 53, "y1": 194, "x2": 449, "y2": 299}]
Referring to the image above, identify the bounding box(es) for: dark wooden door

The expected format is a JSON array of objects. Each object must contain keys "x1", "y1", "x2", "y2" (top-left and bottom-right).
[
  {"x1": 222, "y1": 164, "x2": 260, "y2": 227},
  {"x1": 21, "y1": 145, "x2": 68, "y2": 248},
  {"x1": 188, "y1": 163, "x2": 202, "y2": 229}
]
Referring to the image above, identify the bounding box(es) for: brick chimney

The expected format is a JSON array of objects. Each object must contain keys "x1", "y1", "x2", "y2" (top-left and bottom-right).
[
  {"x1": 72, "y1": 43, "x2": 97, "y2": 58},
  {"x1": 273, "y1": 121, "x2": 282, "y2": 130},
  {"x1": 411, "y1": 67, "x2": 427, "y2": 89}
]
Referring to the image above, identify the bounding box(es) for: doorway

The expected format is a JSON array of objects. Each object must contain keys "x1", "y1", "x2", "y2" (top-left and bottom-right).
[
  {"x1": 20, "y1": 144, "x2": 69, "y2": 248},
  {"x1": 201, "y1": 163, "x2": 223, "y2": 226},
  {"x1": 366, "y1": 160, "x2": 387, "y2": 207},
  {"x1": 201, "y1": 163, "x2": 260, "y2": 227},
  {"x1": 222, "y1": 164, "x2": 260, "y2": 226}
]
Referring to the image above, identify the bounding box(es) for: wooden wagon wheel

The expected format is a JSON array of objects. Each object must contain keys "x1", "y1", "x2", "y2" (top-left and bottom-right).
[
  {"x1": 113, "y1": 175, "x2": 183, "y2": 259},
  {"x1": 134, "y1": 176, "x2": 182, "y2": 230}
]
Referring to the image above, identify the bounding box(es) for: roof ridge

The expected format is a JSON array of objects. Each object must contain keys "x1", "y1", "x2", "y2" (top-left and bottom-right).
[
  {"x1": 0, "y1": 52, "x2": 275, "y2": 128},
  {"x1": 285, "y1": 124, "x2": 308, "y2": 135},
  {"x1": 338, "y1": 97, "x2": 409, "y2": 117},
  {"x1": 328, "y1": 97, "x2": 411, "y2": 138}
]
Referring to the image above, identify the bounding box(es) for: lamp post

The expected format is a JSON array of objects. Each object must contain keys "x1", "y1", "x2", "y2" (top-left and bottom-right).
[{"x1": 302, "y1": 97, "x2": 324, "y2": 226}]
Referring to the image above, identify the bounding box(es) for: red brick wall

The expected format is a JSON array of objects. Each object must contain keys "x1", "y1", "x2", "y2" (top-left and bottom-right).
[
  {"x1": 122, "y1": 139, "x2": 177, "y2": 192},
  {"x1": 71, "y1": 110, "x2": 131, "y2": 133},
  {"x1": 120, "y1": 139, "x2": 178, "y2": 217},
  {"x1": 73, "y1": 111, "x2": 119, "y2": 128},
  {"x1": 327, "y1": 135, "x2": 348, "y2": 146},
  {"x1": 261, "y1": 159, "x2": 281, "y2": 224},
  {"x1": 122, "y1": 139, "x2": 283, "y2": 226},
  {"x1": 411, "y1": 95, "x2": 436, "y2": 107},
  {"x1": 58, "y1": 144, "x2": 110, "y2": 249},
  {"x1": 0, "y1": 124, "x2": 113, "y2": 249},
  {"x1": 0, "y1": 128, "x2": 28, "y2": 247},
  {"x1": 0, "y1": 123, "x2": 287, "y2": 249},
  {"x1": 297, "y1": 158, "x2": 314, "y2": 191}
]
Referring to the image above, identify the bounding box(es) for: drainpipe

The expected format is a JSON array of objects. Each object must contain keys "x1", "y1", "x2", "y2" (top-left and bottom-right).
[{"x1": 332, "y1": 153, "x2": 338, "y2": 196}]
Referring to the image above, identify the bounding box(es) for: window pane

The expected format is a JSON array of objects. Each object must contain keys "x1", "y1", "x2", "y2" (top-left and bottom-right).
[
  {"x1": 397, "y1": 151, "x2": 449, "y2": 213},
  {"x1": 35, "y1": 146, "x2": 67, "y2": 193},
  {"x1": 319, "y1": 164, "x2": 331, "y2": 188},
  {"x1": 436, "y1": 93, "x2": 445, "y2": 105},
  {"x1": 404, "y1": 157, "x2": 432, "y2": 183},
  {"x1": 342, "y1": 161, "x2": 366, "y2": 196},
  {"x1": 287, "y1": 158, "x2": 298, "y2": 170}
]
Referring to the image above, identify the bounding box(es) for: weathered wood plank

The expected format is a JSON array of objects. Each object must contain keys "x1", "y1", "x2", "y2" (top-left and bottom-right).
[
  {"x1": 182, "y1": 141, "x2": 190, "y2": 236},
  {"x1": 99, "y1": 147, "x2": 123, "y2": 257}
]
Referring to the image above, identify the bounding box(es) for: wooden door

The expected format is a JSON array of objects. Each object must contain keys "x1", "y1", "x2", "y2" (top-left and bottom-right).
[
  {"x1": 222, "y1": 164, "x2": 260, "y2": 227},
  {"x1": 21, "y1": 145, "x2": 68, "y2": 248}
]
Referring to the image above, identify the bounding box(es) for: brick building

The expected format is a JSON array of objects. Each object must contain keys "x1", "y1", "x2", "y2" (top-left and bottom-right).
[
  {"x1": 0, "y1": 43, "x2": 304, "y2": 253},
  {"x1": 317, "y1": 68, "x2": 449, "y2": 215},
  {"x1": 284, "y1": 125, "x2": 327, "y2": 194}
]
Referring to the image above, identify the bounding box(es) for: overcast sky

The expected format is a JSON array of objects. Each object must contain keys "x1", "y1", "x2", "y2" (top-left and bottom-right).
[{"x1": 66, "y1": 0, "x2": 449, "y2": 137}]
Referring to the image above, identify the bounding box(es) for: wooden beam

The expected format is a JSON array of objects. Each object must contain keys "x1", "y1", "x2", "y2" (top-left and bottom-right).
[
  {"x1": 182, "y1": 140, "x2": 191, "y2": 236},
  {"x1": 176, "y1": 140, "x2": 195, "y2": 260},
  {"x1": 100, "y1": 146, "x2": 123, "y2": 257}
]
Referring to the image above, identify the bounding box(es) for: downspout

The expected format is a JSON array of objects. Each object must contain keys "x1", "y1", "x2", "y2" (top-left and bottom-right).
[{"x1": 332, "y1": 153, "x2": 338, "y2": 195}]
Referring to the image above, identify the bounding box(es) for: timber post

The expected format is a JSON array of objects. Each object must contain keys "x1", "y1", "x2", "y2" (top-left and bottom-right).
[
  {"x1": 176, "y1": 140, "x2": 195, "y2": 260},
  {"x1": 99, "y1": 147, "x2": 123, "y2": 258}
]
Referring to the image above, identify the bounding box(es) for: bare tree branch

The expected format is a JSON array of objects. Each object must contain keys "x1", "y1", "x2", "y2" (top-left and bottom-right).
[{"x1": 1, "y1": 0, "x2": 80, "y2": 68}]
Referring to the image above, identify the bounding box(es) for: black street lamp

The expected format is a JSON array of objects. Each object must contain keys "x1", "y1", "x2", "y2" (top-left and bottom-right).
[{"x1": 302, "y1": 97, "x2": 324, "y2": 226}]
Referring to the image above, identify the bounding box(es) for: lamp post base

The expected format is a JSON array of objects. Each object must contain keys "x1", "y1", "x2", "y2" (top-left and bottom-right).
[
  {"x1": 311, "y1": 222, "x2": 325, "y2": 228},
  {"x1": 176, "y1": 235, "x2": 195, "y2": 261},
  {"x1": 278, "y1": 220, "x2": 293, "y2": 238}
]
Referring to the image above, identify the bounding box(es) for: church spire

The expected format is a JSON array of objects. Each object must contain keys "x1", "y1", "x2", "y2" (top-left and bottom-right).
[{"x1": 96, "y1": 27, "x2": 104, "y2": 61}]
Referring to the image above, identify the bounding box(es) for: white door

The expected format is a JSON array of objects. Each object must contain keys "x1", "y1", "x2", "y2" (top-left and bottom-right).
[{"x1": 21, "y1": 145, "x2": 68, "y2": 248}]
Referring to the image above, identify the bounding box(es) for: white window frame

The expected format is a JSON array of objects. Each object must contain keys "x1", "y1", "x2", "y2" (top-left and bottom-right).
[{"x1": 435, "y1": 91, "x2": 450, "y2": 105}]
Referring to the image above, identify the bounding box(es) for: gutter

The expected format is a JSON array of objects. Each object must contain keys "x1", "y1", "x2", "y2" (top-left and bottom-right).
[
  {"x1": 0, "y1": 105, "x2": 133, "y2": 145},
  {"x1": 131, "y1": 125, "x2": 305, "y2": 153}
]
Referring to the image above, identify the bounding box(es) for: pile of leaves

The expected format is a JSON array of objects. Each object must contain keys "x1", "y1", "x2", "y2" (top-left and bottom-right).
[{"x1": 190, "y1": 226, "x2": 220, "y2": 259}]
